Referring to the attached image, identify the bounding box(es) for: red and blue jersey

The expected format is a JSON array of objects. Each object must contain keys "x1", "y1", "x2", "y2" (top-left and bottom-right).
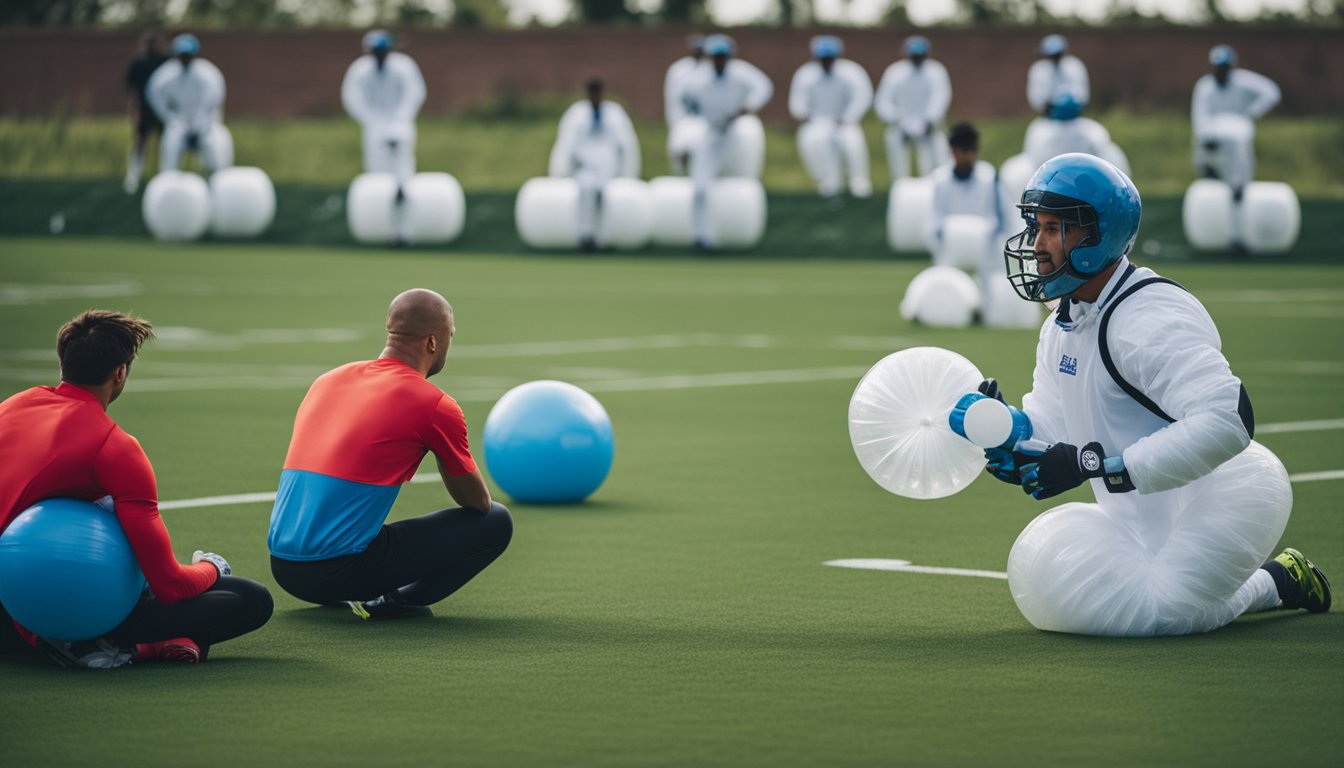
[{"x1": 268, "y1": 358, "x2": 478, "y2": 561}]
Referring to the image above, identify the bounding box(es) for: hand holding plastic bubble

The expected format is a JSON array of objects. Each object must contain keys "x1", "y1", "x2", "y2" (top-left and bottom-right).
[{"x1": 1015, "y1": 441, "x2": 1135, "y2": 500}]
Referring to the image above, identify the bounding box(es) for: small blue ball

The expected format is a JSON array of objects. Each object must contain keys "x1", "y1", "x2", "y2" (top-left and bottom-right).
[
  {"x1": 0, "y1": 498, "x2": 147, "y2": 641},
  {"x1": 483, "y1": 381, "x2": 614, "y2": 504}
]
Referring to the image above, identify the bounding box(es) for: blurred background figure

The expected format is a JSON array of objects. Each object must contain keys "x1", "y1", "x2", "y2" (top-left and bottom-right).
[
  {"x1": 123, "y1": 32, "x2": 167, "y2": 193},
  {"x1": 678, "y1": 34, "x2": 773, "y2": 251},
  {"x1": 925, "y1": 122, "x2": 1011, "y2": 316},
  {"x1": 789, "y1": 35, "x2": 874, "y2": 199},
  {"x1": 145, "y1": 33, "x2": 231, "y2": 175},
  {"x1": 875, "y1": 35, "x2": 951, "y2": 180},
  {"x1": 342, "y1": 30, "x2": 426, "y2": 195},
  {"x1": 664, "y1": 34, "x2": 705, "y2": 175},
  {"x1": 1027, "y1": 34, "x2": 1089, "y2": 120},
  {"x1": 548, "y1": 78, "x2": 641, "y2": 252},
  {"x1": 1192, "y1": 45, "x2": 1280, "y2": 203}
]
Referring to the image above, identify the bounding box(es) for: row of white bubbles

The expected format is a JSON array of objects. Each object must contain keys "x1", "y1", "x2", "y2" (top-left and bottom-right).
[
  {"x1": 347, "y1": 172, "x2": 466, "y2": 245},
  {"x1": 1182, "y1": 180, "x2": 1299, "y2": 253},
  {"x1": 142, "y1": 167, "x2": 276, "y2": 241}
]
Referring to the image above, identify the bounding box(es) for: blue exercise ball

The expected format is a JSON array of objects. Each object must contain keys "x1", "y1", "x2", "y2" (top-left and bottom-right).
[
  {"x1": 483, "y1": 380, "x2": 614, "y2": 503},
  {"x1": 0, "y1": 498, "x2": 147, "y2": 641}
]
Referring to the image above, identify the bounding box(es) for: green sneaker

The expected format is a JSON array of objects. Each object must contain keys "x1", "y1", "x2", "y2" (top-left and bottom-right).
[
  {"x1": 346, "y1": 595, "x2": 432, "y2": 621},
  {"x1": 1264, "y1": 548, "x2": 1332, "y2": 613}
]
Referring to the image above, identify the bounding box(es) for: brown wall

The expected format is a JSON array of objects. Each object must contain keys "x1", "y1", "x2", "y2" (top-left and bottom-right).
[{"x1": 2, "y1": 26, "x2": 1341, "y2": 123}]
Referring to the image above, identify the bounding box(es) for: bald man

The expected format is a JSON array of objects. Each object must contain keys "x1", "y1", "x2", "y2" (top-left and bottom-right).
[{"x1": 268, "y1": 289, "x2": 512, "y2": 620}]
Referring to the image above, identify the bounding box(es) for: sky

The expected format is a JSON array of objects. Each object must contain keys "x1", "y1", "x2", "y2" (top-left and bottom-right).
[{"x1": 502, "y1": 0, "x2": 1317, "y2": 26}]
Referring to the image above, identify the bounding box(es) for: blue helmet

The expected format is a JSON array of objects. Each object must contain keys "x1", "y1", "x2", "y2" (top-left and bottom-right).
[
  {"x1": 1046, "y1": 94, "x2": 1083, "y2": 121},
  {"x1": 904, "y1": 35, "x2": 930, "y2": 57},
  {"x1": 1039, "y1": 34, "x2": 1067, "y2": 57},
  {"x1": 1209, "y1": 44, "x2": 1237, "y2": 67},
  {"x1": 1003, "y1": 153, "x2": 1142, "y2": 302},
  {"x1": 171, "y1": 33, "x2": 199, "y2": 56},
  {"x1": 703, "y1": 34, "x2": 734, "y2": 57},
  {"x1": 811, "y1": 35, "x2": 842, "y2": 59},
  {"x1": 363, "y1": 29, "x2": 393, "y2": 53}
]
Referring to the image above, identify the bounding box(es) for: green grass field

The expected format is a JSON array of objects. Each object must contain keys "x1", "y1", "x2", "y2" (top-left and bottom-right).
[{"x1": 0, "y1": 237, "x2": 1340, "y2": 766}]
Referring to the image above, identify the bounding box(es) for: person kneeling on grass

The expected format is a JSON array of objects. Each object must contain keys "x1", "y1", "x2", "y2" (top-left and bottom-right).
[
  {"x1": 0, "y1": 311, "x2": 273, "y2": 668},
  {"x1": 268, "y1": 289, "x2": 512, "y2": 620}
]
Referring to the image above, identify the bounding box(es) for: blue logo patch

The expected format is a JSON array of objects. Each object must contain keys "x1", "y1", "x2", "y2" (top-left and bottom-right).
[{"x1": 1059, "y1": 355, "x2": 1078, "y2": 376}]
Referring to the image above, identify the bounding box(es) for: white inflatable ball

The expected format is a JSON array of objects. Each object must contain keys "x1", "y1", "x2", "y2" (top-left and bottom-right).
[
  {"x1": 649, "y1": 176, "x2": 695, "y2": 247},
  {"x1": 901, "y1": 265, "x2": 981, "y2": 328},
  {"x1": 1204, "y1": 113, "x2": 1254, "y2": 145},
  {"x1": 848, "y1": 346, "x2": 987, "y2": 500},
  {"x1": 209, "y1": 166, "x2": 275, "y2": 238},
  {"x1": 1023, "y1": 118, "x2": 1104, "y2": 168},
  {"x1": 1182, "y1": 179, "x2": 1234, "y2": 251},
  {"x1": 667, "y1": 117, "x2": 709, "y2": 163},
  {"x1": 1098, "y1": 142, "x2": 1131, "y2": 176},
  {"x1": 143, "y1": 171, "x2": 211, "y2": 241},
  {"x1": 405, "y1": 172, "x2": 466, "y2": 244},
  {"x1": 515, "y1": 177, "x2": 580, "y2": 249},
  {"x1": 707, "y1": 178, "x2": 767, "y2": 249},
  {"x1": 719, "y1": 114, "x2": 766, "y2": 179},
  {"x1": 208, "y1": 123, "x2": 235, "y2": 170},
  {"x1": 1008, "y1": 441, "x2": 1290, "y2": 636},
  {"x1": 347, "y1": 173, "x2": 399, "y2": 244},
  {"x1": 937, "y1": 214, "x2": 994, "y2": 270},
  {"x1": 982, "y1": 275, "x2": 1044, "y2": 329},
  {"x1": 999, "y1": 153, "x2": 1038, "y2": 211},
  {"x1": 597, "y1": 178, "x2": 655, "y2": 250},
  {"x1": 887, "y1": 177, "x2": 935, "y2": 252},
  {"x1": 1242, "y1": 181, "x2": 1300, "y2": 254}
]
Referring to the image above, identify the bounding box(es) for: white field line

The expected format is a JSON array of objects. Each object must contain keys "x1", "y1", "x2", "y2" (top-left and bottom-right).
[
  {"x1": 1256, "y1": 418, "x2": 1344, "y2": 434},
  {"x1": 1288, "y1": 469, "x2": 1344, "y2": 483},
  {"x1": 823, "y1": 559, "x2": 1009, "y2": 579}
]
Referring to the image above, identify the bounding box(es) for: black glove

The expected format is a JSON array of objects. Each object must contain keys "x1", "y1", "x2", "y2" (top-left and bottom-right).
[
  {"x1": 1014, "y1": 441, "x2": 1134, "y2": 500},
  {"x1": 184, "y1": 131, "x2": 201, "y2": 150},
  {"x1": 1202, "y1": 139, "x2": 1219, "y2": 151},
  {"x1": 978, "y1": 378, "x2": 1005, "y2": 404}
]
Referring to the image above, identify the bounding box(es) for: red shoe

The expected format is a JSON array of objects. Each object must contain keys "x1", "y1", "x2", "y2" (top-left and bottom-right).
[{"x1": 133, "y1": 637, "x2": 201, "y2": 664}]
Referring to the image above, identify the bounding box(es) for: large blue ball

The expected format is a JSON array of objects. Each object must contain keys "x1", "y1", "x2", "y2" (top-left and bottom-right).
[
  {"x1": 483, "y1": 380, "x2": 614, "y2": 503},
  {"x1": 0, "y1": 498, "x2": 147, "y2": 641}
]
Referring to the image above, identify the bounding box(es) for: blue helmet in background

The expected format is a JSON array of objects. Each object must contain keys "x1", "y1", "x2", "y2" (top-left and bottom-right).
[
  {"x1": 811, "y1": 35, "x2": 842, "y2": 59},
  {"x1": 1046, "y1": 94, "x2": 1083, "y2": 121},
  {"x1": 172, "y1": 33, "x2": 199, "y2": 56},
  {"x1": 1209, "y1": 44, "x2": 1237, "y2": 67},
  {"x1": 904, "y1": 35, "x2": 930, "y2": 57},
  {"x1": 363, "y1": 29, "x2": 393, "y2": 53},
  {"x1": 704, "y1": 34, "x2": 734, "y2": 57},
  {"x1": 1039, "y1": 34, "x2": 1067, "y2": 57},
  {"x1": 1003, "y1": 153, "x2": 1142, "y2": 302}
]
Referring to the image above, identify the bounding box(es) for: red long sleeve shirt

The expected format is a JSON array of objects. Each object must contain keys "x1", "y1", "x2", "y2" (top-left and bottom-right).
[{"x1": 0, "y1": 383, "x2": 217, "y2": 605}]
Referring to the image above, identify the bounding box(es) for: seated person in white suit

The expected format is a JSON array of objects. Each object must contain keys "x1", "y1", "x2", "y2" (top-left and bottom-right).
[
  {"x1": 548, "y1": 78, "x2": 641, "y2": 252},
  {"x1": 789, "y1": 35, "x2": 874, "y2": 199},
  {"x1": 874, "y1": 35, "x2": 951, "y2": 180},
  {"x1": 664, "y1": 34, "x2": 705, "y2": 175},
  {"x1": 145, "y1": 34, "x2": 230, "y2": 174},
  {"x1": 341, "y1": 29, "x2": 426, "y2": 197}
]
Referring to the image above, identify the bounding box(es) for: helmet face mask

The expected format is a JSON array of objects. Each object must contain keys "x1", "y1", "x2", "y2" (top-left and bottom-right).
[{"x1": 1004, "y1": 196, "x2": 1099, "y2": 301}]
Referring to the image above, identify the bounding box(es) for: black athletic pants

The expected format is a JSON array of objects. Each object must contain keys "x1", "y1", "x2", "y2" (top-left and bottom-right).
[
  {"x1": 0, "y1": 576, "x2": 273, "y2": 660},
  {"x1": 271, "y1": 502, "x2": 513, "y2": 607}
]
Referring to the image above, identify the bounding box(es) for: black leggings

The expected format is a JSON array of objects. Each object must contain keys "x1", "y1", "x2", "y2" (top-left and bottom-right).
[
  {"x1": 0, "y1": 576, "x2": 272, "y2": 659},
  {"x1": 271, "y1": 502, "x2": 513, "y2": 607}
]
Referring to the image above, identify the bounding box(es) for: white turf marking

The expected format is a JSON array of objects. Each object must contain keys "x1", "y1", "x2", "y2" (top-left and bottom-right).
[
  {"x1": 1256, "y1": 418, "x2": 1344, "y2": 435},
  {"x1": 1288, "y1": 469, "x2": 1344, "y2": 484},
  {"x1": 824, "y1": 559, "x2": 1008, "y2": 580}
]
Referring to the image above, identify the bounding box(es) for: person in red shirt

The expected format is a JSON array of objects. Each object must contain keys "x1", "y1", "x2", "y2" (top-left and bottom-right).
[
  {"x1": 0, "y1": 310, "x2": 272, "y2": 668},
  {"x1": 269, "y1": 288, "x2": 512, "y2": 620}
]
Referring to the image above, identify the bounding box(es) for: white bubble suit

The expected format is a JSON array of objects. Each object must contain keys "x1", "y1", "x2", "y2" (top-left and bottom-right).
[
  {"x1": 209, "y1": 166, "x2": 275, "y2": 238},
  {"x1": 515, "y1": 177, "x2": 580, "y2": 249},
  {"x1": 1008, "y1": 441, "x2": 1292, "y2": 636},
  {"x1": 1241, "y1": 181, "x2": 1300, "y2": 254},
  {"x1": 900, "y1": 265, "x2": 981, "y2": 329},
  {"x1": 346, "y1": 172, "x2": 399, "y2": 244},
  {"x1": 1182, "y1": 179, "x2": 1234, "y2": 251},
  {"x1": 143, "y1": 170, "x2": 211, "y2": 241},
  {"x1": 649, "y1": 176, "x2": 695, "y2": 247},
  {"x1": 848, "y1": 346, "x2": 987, "y2": 500},
  {"x1": 999, "y1": 153, "x2": 1038, "y2": 210},
  {"x1": 598, "y1": 178, "x2": 655, "y2": 250},
  {"x1": 405, "y1": 172, "x2": 466, "y2": 244},
  {"x1": 707, "y1": 178, "x2": 767, "y2": 249},
  {"x1": 886, "y1": 177, "x2": 935, "y2": 252}
]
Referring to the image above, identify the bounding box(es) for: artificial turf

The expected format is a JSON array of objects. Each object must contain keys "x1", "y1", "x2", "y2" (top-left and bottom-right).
[{"x1": 0, "y1": 237, "x2": 1340, "y2": 766}]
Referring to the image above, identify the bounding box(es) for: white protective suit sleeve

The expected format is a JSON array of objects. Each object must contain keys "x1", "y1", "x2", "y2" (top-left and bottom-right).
[
  {"x1": 1239, "y1": 69, "x2": 1281, "y2": 119},
  {"x1": 664, "y1": 58, "x2": 697, "y2": 124},
  {"x1": 341, "y1": 57, "x2": 375, "y2": 125},
  {"x1": 838, "y1": 60, "x2": 874, "y2": 124},
  {"x1": 873, "y1": 62, "x2": 901, "y2": 124},
  {"x1": 612, "y1": 103, "x2": 641, "y2": 178},
  {"x1": 739, "y1": 60, "x2": 775, "y2": 115},
  {"x1": 1026, "y1": 60, "x2": 1053, "y2": 114},
  {"x1": 548, "y1": 102, "x2": 584, "y2": 178},
  {"x1": 390, "y1": 54, "x2": 426, "y2": 125},
  {"x1": 1105, "y1": 286, "x2": 1251, "y2": 494},
  {"x1": 1020, "y1": 318, "x2": 1070, "y2": 446},
  {"x1": 921, "y1": 60, "x2": 951, "y2": 126},
  {"x1": 788, "y1": 64, "x2": 815, "y2": 121}
]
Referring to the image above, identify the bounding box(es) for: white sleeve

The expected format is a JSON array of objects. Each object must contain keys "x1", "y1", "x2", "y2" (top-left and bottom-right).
[
  {"x1": 741, "y1": 61, "x2": 774, "y2": 113},
  {"x1": 1071, "y1": 58, "x2": 1090, "y2": 105},
  {"x1": 341, "y1": 59, "x2": 369, "y2": 124},
  {"x1": 1026, "y1": 61, "x2": 1050, "y2": 113},
  {"x1": 203, "y1": 61, "x2": 225, "y2": 120},
  {"x1": 1191, "y1": 77, "x2": 1212, "y2": 139},
  {"x1": 145, "y1": 64, "x2": 174, "y2": 123},
  {"x1": 1241, "y1": 70, "x2": 1280, "y2": 119},
  {"x1": 841, "y1": 61, "x2": 873, "y2": 124},
  {"x1": 1108, "y1": 287, "x2": 1251, "y2": 494},
  {"x1": 873, "y1": 63, "x2": 902, "y2": 124},
  {"x1": 548, "y1": 104, "x2": 580, "y2": 178},
  {"x1": 664, "y1": 62, "x2": 685, "y2": 124},
  {"x1": 924, "y1": 61, "x2": 951, "y2": 124},
  {"x1": 1020, "y1": 327, "x2": 1069, "y2": 446},
  {"x1": 613, "y1": 104, "x2": 641, "y2": 178},
  {"x1": 788, "y1": 65, "x2": 812, "y2": 121},
  {"x1": 395, "y1": 56, "x2": 426, "y2": 124}
]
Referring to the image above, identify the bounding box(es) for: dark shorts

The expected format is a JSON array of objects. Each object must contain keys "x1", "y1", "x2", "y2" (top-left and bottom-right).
[{"x1": 136, "y1": 107, "x2": 163, "y2": 138}]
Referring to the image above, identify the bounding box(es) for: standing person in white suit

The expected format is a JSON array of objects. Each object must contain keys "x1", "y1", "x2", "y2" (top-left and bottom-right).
[
  {"x1": 145, "y1": 34, "x2": 230, "y2": 174},
  {"x1": 678, "y1": 34, "x2": 773, "y2": 251},
  {"x1": 1192, "y1": 44, "x2": 1280, "y2": 254},
  {"x1": 874, "y1": 36, "x2": 951, "y2": 180},
  {"x1": 664, "y1": 35, "x2": 705, "y2": 174},
  {"x1": 342, "y1": 30, "x2": 426, "y2": 196},
  {"x1": 925, "y1": 122, "x2": 1011, "y2": 312},
  {"x1": 1027, "y1": 34, "x2": 1089, "y2": 120},
  {"x1": 960, "y1": 153, "x2": 1330, "y2": 637},
  {"x1": 549, "y1": 78, "x2": 641, "y2": 252},
  {"x1": 789, "y1": 35, "x2": 874, "y2": 199}
]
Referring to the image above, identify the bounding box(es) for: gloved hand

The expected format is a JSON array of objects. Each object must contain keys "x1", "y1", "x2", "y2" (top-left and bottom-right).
[
  {"x1": 184, "y1": 131, "x2": 201, "y2": 151},
  {"x1": 1014, "y1": 441, "x2": 1134, "y2": 500},
  {"x1": 192, "y1": 550, "x2": 232, "y2": 577},
  {"x1": 977, "y1": 378, "x2": 1005, "y2": 403},
  {"x1": 1202, "y1": 139, "x2": 1219, "y2": 151}
]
